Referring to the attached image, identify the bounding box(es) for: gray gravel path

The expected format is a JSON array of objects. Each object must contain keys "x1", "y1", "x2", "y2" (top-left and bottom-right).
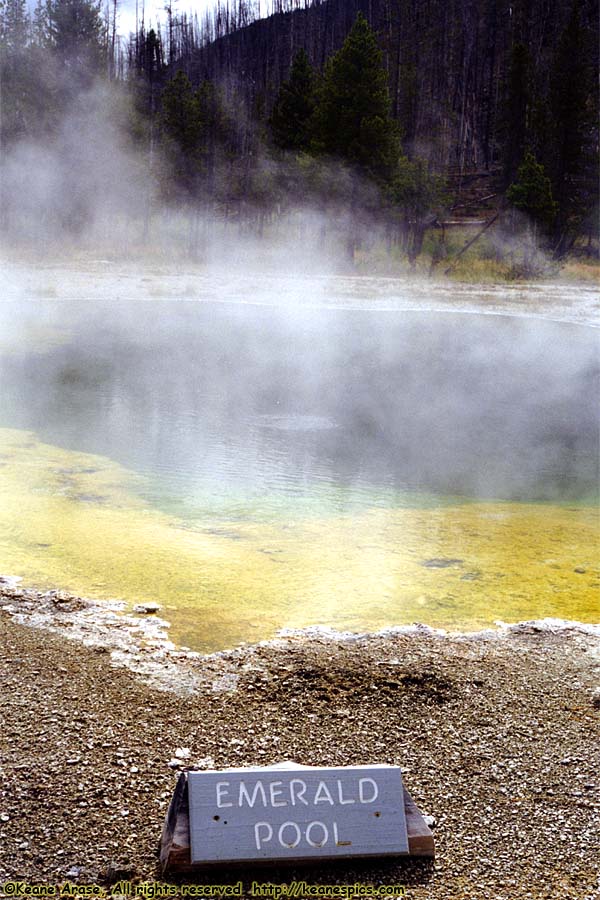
[{"x1": 1, "y1": 596, "x2": 599, "y2": 899}]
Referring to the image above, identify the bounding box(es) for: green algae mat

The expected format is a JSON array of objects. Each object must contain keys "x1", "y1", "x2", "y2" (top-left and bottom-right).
[{"x1": 1, "y1": 428, "x2": 597, "y2": 652}]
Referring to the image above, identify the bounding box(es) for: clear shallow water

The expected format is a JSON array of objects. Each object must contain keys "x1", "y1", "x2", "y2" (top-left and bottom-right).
[{"x1": 0, "y1": 297, "x2": 598, "y2": 650}]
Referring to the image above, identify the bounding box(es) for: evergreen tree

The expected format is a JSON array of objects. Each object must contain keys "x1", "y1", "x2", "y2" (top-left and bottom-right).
[
  {"x1": 502, "y1": 42, "x2": 532, "y2": 185},
  {"x1": 547, "y1": 1, "x2": 597, "y2": 254},
  {"x1": 507, "y1": 150, "x2": 558, "y2": 230},
  {"x1": 161, "y1": 71, "x2": 203, "y2": 154},
  {"x1": 0, "y1": 0, "x2": 29, "y2": 50},
  {"x1": 46, "y1": 0, "x2": 106, "y2": 86},
  {"x1": 507, "y1": 149, "x2": 558, "y2": 276},
  {"x1": 269, "y1": 48, "x2": 317, "y2": 152},
  {"x1": 160, "y1": 70, "x2": 205, "y2": 200},
  {"x1": 311, "y1": 12, "x2": 401, "y2": 185},
  {"x1": 390, "y1": 157, "x2": 446, "y2": 266},
  {"x1": 0, "y1": 0, "x2": 53, "y2": 147},
  {"x1": 31, "y1": 0, "x2": 49, "y2": 45},
  {"x1": 138, "y1": 28, "x2": 163, "y2": 83},
  {"x1": 194, "y1": 79, "x2": 228, "y2": 197},
  {"x1": 131, "y1": 27, "x2": 163, "y2": 125}
]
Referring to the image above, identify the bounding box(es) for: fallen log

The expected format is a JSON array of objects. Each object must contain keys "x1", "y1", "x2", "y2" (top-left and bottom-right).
[{"x1": 443, "y1": 212, "x2": 500, "y2": 275}]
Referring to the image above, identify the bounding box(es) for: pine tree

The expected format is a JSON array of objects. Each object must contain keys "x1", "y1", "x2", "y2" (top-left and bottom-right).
[
  {"x1": 311, "y1": 12, "x2": 400, "y2": 185},
  {"x1": 160, "y1": 70, "x2": 205, "y2": 200},
  {"x1": 31, "y1": 0, "x2": 49, "y2": 45},
  {"x1": 46, "y1": 0, "x2": 106, "y2": 86},
  {"x1": 507, "y1": 150, "x2": 558, "y2": 230},
  {"x1": 0, "y1": 0, "x2": 30, "y2": 147},
  {"x1": 131, "y1": 26, "x2": 163, "y2": 124},
  {"x1": 502, "y1": 42, "x2": 532, "y2": 186},
  {"x1": 547, "y1": 1, "x2": 597, "y2": 254},
  {"x1": 0, "y1": 0, "x2": 29, "y2": 50},
  {"x1": 390, "y1": 157, "x2": 446, "y2": 266},
  {"x1": 269, "y1": 48, "x2": 318, "y2": 153},
  {"x1": 161, "y1": 71, "x2": 203, "y2": 154},
  {"x1": 507, "y1": 150, "x2": 558, "y2": 274}
]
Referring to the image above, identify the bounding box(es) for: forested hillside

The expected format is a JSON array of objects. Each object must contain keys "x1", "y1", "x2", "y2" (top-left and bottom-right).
[
  {"x1": 181, "y1": 0, "x2": 596, "y2": 171},
  {"x1": 1, "y1": 0, "x2": 598, "y2": 269}
]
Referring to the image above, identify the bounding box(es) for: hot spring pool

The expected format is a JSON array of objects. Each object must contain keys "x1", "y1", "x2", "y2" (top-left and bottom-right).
[{"x1": 0, "y1": 294, "x2": 598, "y2": 650}]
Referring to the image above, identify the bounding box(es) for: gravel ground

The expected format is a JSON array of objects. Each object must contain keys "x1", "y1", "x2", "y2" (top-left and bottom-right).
[{"x1": 0, "y1": 584, "x2": 599, "y2": 900}]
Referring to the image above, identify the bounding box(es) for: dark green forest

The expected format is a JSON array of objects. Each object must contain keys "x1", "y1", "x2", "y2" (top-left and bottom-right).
[{"x1": 0, "y1": 0, "x2": 598, "y2": 271}]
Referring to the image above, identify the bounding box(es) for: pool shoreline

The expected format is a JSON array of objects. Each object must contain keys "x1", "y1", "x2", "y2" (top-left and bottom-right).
[
  {"x1": 2, "y1": 258, "x2": 599, "y2": 328},
  {"x1": 1, "y1": 574, "x2": 598, "y2": 694}
]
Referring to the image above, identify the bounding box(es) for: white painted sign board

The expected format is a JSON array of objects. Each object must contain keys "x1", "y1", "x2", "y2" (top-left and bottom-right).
[{"x1": 188, "y1": 764, "x2": 409, "y2": 865}]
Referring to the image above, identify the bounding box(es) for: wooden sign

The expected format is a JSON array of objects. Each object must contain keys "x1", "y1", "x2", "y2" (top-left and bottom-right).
[
  {"x1": 160, "y1": 762, "x2": 434, "y2": 873},
  {"x1": 187, "y1": 764, "x2": 408, "y2": 865}
]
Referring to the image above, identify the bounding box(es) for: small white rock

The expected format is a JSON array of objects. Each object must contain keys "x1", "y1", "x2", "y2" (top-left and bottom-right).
[
  {"x1": 174, "y1": 747, "x2": 191, "y2": 759},
  {"x1": 0, "y1": 575, "x2": 22, "y2": 587}
]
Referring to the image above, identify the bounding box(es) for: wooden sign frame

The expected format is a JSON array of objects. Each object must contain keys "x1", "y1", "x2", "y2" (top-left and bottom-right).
[{"x1": 160, "y1": 763, "x2": 434, "y2": 875}]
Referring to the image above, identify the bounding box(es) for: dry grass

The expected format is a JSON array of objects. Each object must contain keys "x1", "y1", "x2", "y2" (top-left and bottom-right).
[
  {"x1": 442, "y1": 256, "x2": 513, "y2": 283},
  {"x1": 559, "y1": 258, "x2": 600, "y2": 284}
]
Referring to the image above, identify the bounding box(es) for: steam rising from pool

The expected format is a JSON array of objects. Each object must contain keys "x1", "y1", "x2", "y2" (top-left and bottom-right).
[{"x1": 0, "y1": 275, "x2": 598, "y2": 650}]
